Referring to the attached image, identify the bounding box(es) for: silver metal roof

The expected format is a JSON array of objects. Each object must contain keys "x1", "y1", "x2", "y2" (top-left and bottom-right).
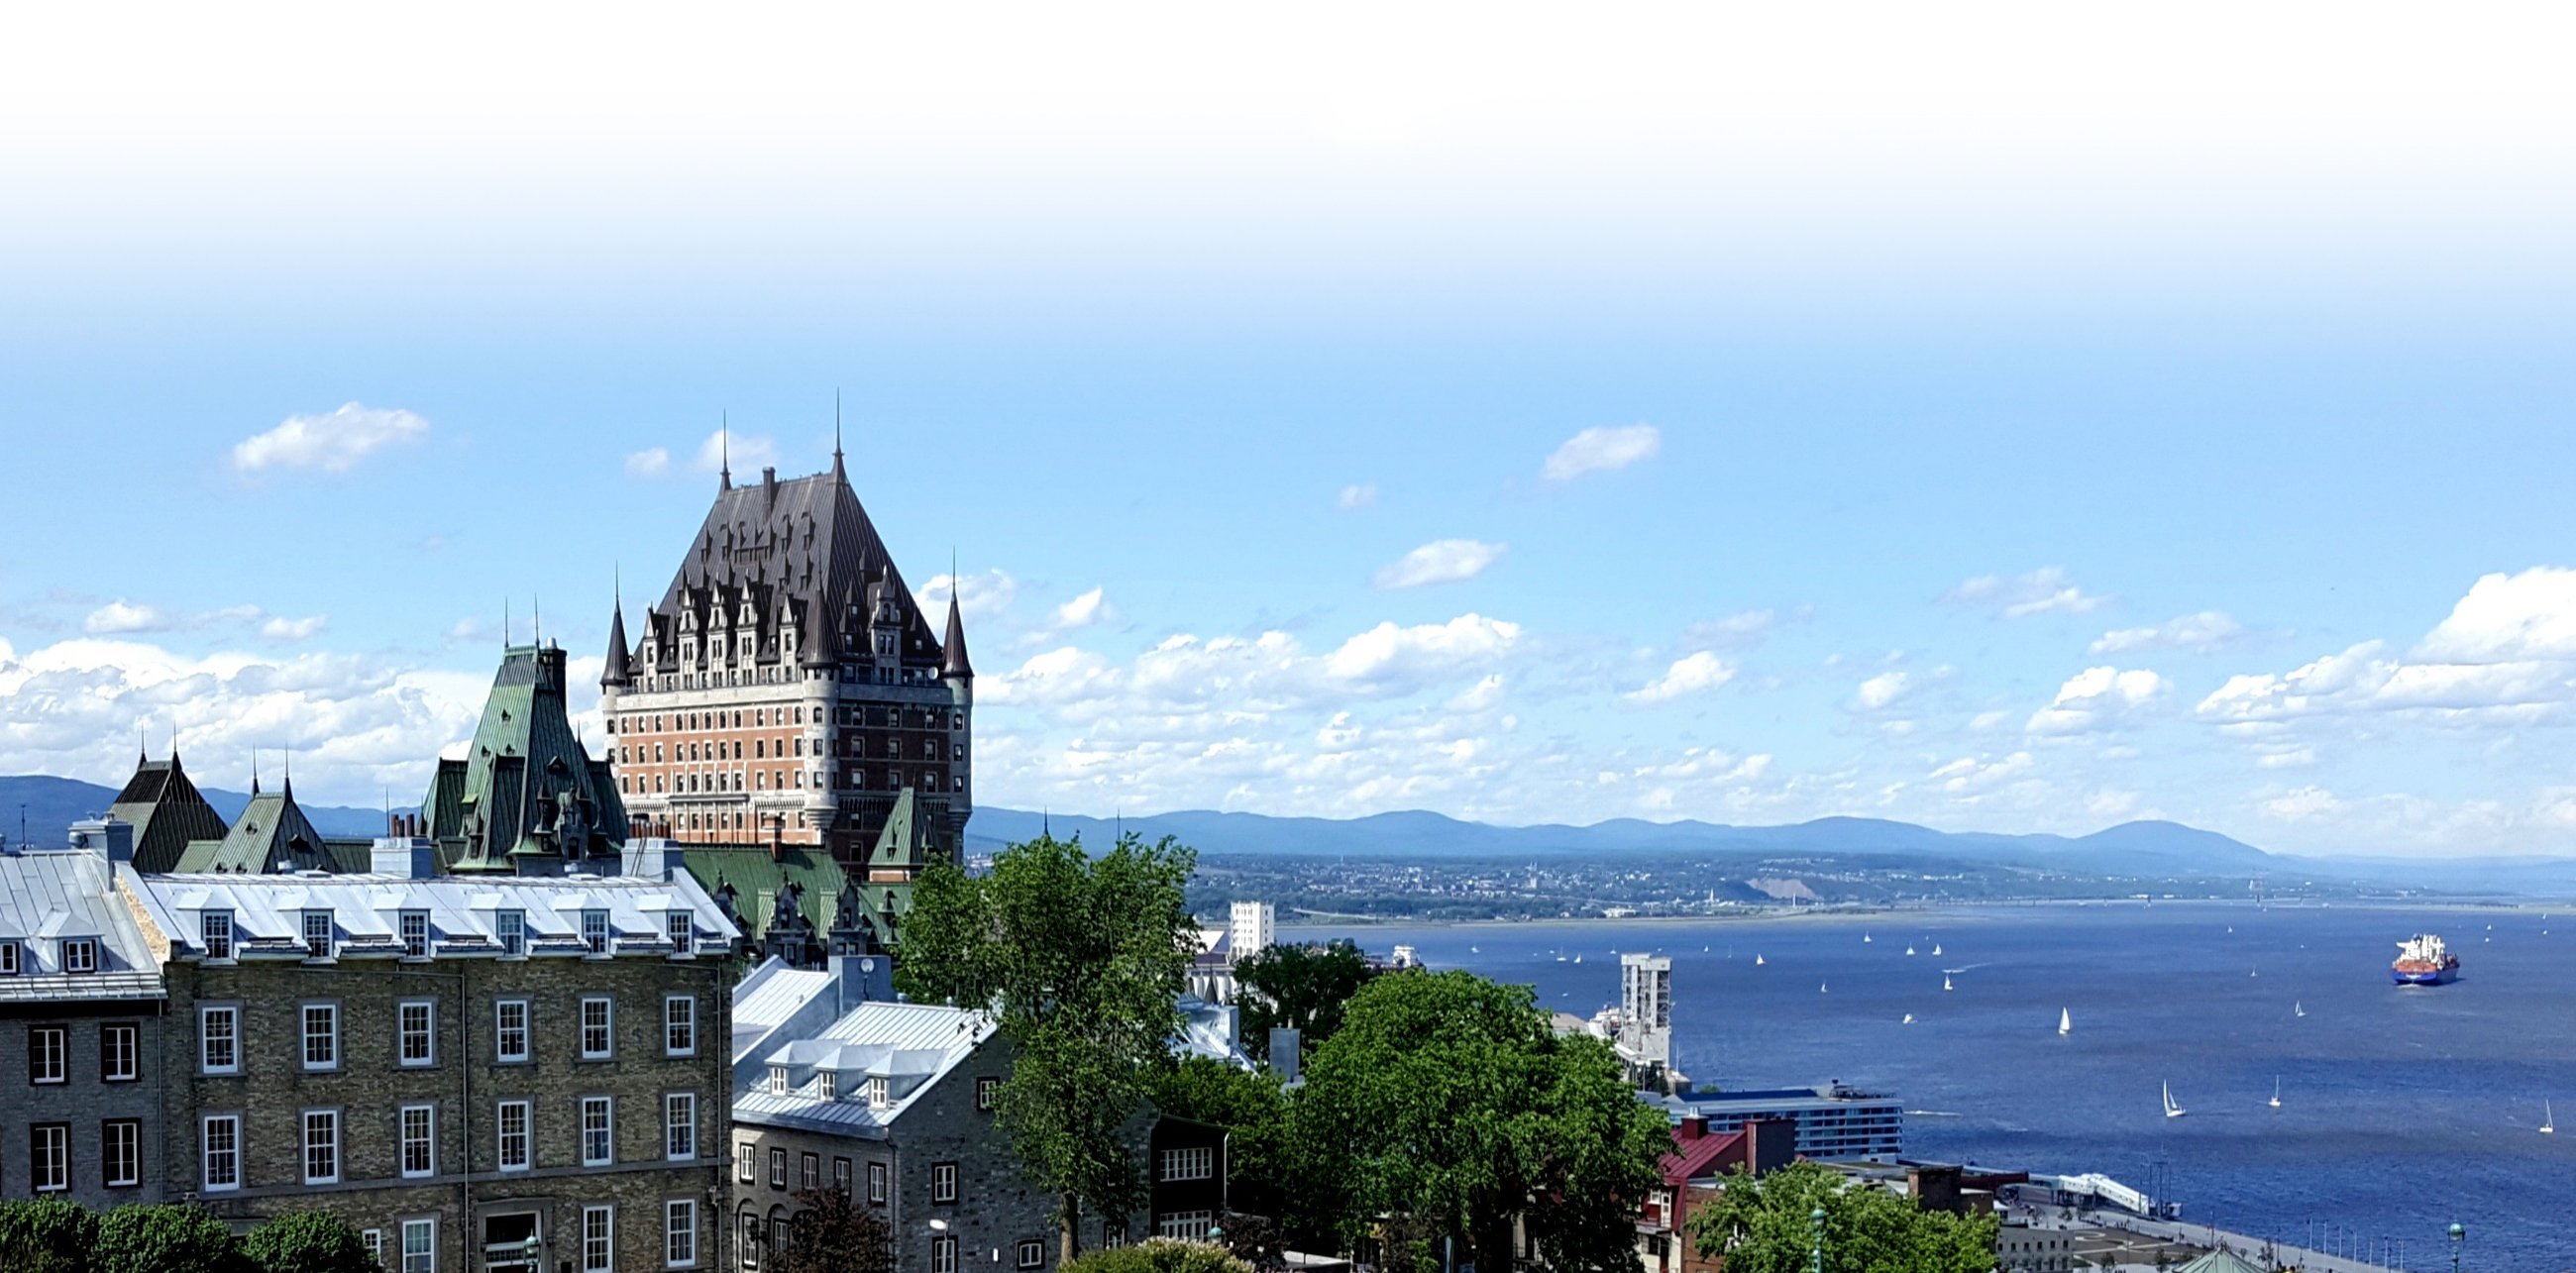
[
  {"x1": 735, "y1": 1000, "x2": 996, "y2": 1137},
  {"x1": 119, "y1": 865, "x2": 740, "y2": 962},
  {"x1": 0, "y1": 849, "x2": 164, "y2": 1001}
]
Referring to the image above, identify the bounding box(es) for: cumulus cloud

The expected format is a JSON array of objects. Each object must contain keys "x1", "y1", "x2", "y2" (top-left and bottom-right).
[
  {"x1": 1683, "y1": 606, "x2": 1807, "y2": 651},
  {"x1": 1372, "y1": 539, "x2": 1505, "y2": 588},
  {"x1": 2092, "y1": 610, "x2": 2242, "y2": 654},
  {"x1": 1626, "y1": 652, "x2": 1736, "y2": 704},
  {"x1": 1928, "y1": 751, "x2": 2036, "y2": 793},
  {"x1": 1944, "y1": 567, "x2": 2110, "y2": 618},
  {"x1": 912, "y1": 570, "x2": 1020, "y2": 623},
  {"x1": 2027, "y1": 666, "x2": 2169, "y2": 735},
  {"x1": 1852, "y1": 671, "x2": 1912, "y2": 711},
  {"x1": 84, "y1": 599, "x2": 268, "y2": 636},
  {"x1": 624, "y1": 447, "x2": 672, "y2": 478},
  {"x1": 692, "y1": 429, "x2": 779, "y2": 475},
  {"x1": 231, "y1": 403, "x2": 427, "y2": 474},
  {"x1": 260, "y1": 615, "x2": 328, "y2": 643},
  {"x1": 2261, "y1": 786, "x2": 2346, "y2": 821},
  {"x1": 1338, "y1": 483, "x2": 1379, "y2": 511},
  {"x1": 2413, "y1": 567, "x2": 2576, "y2": 663},
  {"x1": 1051, "y1": 587, "x2": 1117, "y2": 631},
  {"x1": 1542, "y1": 424, "x2": 1661, "y2": 481}
]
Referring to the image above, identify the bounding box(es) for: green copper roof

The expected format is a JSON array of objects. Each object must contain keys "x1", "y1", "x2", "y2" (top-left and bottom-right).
[
  {"x1": 108, "y1": 751, "x2": 230, "y2": 873},
  {"x1": 678, "y1": 843, "x2": 849, "y2": 944},
  {"x1": 172, "y1": 784, "x2": 368, "y2": 874},
  {"x1": 426, "y1": 644, "x2": 628, "y2": 872}
]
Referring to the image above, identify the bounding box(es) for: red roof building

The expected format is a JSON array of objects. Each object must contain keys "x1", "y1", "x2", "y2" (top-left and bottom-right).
[{"x1": 1637, "y1": 1116, "x2": 1796, "y2": 1273}]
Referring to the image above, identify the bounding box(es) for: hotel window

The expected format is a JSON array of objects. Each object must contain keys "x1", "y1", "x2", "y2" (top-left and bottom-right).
[
  {"x1": 1160, "y1": 1146, "x2": 1214, "y2": 1182},
  {"x1": 667, "y1": 1201, "x2": 698, "y2": 1269},
  {"x1": 30, "y1": 1124, "x2": 67, "y2": 1192},
  {"x1": 867, "y1": 1161, "x2": 887, "y2": 1205},
  {"x1": 102, "y1": 1022, "x2": 139, "y2": 1082},
  {"x1": 667, "y1": 997, "x2": 697, "y2": 1055},
  {"x1": 400, "y1": 1001, "x2": 437, "y2": 1066},
  {"x1": 497, "y1": 1101, "x2": 531, "y2": 1171},
  {"x1": 497, "y1": 909, "x2": 526, "y2": 956},
  {"x1": 401, "y1": 1105, "x2": 436, "y2": 1177},
  {"x1": 669, "y1": 911, "x2": 694, "y2": 953},
  {"x1": 584, "y1": 909, "x2": 610, "y2": 954},
  {"x1": 583, "y1": 1097, "x2": 615, "y2": 1166},
  {"x1": 201, "y1": 910, "x2": 233, "y2": 960},
  {"x1": 582, "y1": 997, "x2": 614, "y2": 1058},
  {"x1": 496, "y1": 1000, "x2": 531, "y2": 1062},
  {"x1": 666, "y1": 1093, "x2": 697, "y2": 1161},
  {"x1": 1156, "y1": 1212, "x2": 1213, "y2": 1241},
  {"x1": 0, "y1": 941, "x2": 15, "y2": 974},
  {"x1": 303, "y1": 910, "x2": 334, "y2": 959},
  {"x1": 28, "y1": 1025, "x2": 65, "y2": 1085},
  {"x1": 202, "y1": 1114, "x2": 240, "y2": 1190},
  {"x1": 303, "y1": 1110, "x2": 340, "y2": 1184},
  {"x1": 61, "y1": 938, "x2": 96, "y2": 974},
  {"x1": 584, "y1": 1205, "x2": 614, "y2": 1273},
  {"x1": 930, "y1": 1237, "x2": 957, "y2": 1273},
  {"x1": 930, "y1": 1162, "x2": 958, "y2": 1204},
  {"x1": 400, "y1": 909, "x2": 430, "y2": 958},
  {"x1": 402, "y1": 1219, "x2": 436, "y2": 1273},
  {"x1": 768, "y1": 1147, "x2": 787, "y2": 1190},
  {"x1": 201, "y1": 1004, "x2": 242, "y2": 1072},
  {"x1": 303, "y1": 1004, "x2": 340, "y2": 1070},
  {"x1": 1018, "y1": 1240, "x2": 1045, "y2": 1270},
  {"x1": 104, "y1": 1119, "x2": 140, "y2": 1188}
]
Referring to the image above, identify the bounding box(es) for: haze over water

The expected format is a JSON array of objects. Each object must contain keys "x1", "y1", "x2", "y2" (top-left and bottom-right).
[{"x1": 1286, "y1": 903, "x2": 2576, "y2": 1272}]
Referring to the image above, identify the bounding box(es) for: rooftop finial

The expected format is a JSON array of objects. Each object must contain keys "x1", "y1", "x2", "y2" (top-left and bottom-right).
[
  {"x1": 832, "y1": 390, "x2": 847, "y2": 480},
  {"x1": 252, "y1": 748, "x2": 261, "y2": 797},
  {"x1": 720, "y1": 411, "x2": 733, "y2": 490},
  {"x1": 534, "y1": 593, "x2": 542, "y2": 648},
  {"x1": 504, "y1": 597, "x2": 511, "y2": 647}
]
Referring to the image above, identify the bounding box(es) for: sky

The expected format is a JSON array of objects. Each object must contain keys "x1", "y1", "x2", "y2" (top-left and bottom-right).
[{"x1": 4, "y1": 3, "x2": 2576, "y2": 857}]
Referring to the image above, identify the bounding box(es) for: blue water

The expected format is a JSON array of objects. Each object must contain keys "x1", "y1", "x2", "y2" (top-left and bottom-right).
[{"x1": 1283, "y1": 903, "x2": 2576, "y2": 1272}]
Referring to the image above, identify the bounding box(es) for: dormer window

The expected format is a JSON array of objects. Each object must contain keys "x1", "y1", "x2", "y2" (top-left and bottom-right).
[
  {"x1": 865, "y1": 1077, "x2": 889, "y2": 1109},
  {"x1": 61, "y1": 938, "x2": 97, "y2": 974},
  {"x1": 0, "y1": 942, "x2": 17, "y2": 975},
  {"x1": 201, "y1": 911, "x2": 233, "y2": 961},
  {"x1": 769, "y1": 1066, "x2": 789, "y2": 1097},
  {"x1": 496, "y1": 909, "x2": 526, "y2": 957},
  {"x1": 667, "y1": 912, "x2": 693, "y2": 954},
  {"x1": 399, "y1": 910, "x2": 430, "y2": 959},
  {"x1": 817, "y1": 1071, "x2": 836, "y2": 1101},
  {"x1": 583, "y1": 909, "x2": 609, "y2": 954},
  {"x1": 303, "y1": 910, "x2": 334, "y2": 960}
]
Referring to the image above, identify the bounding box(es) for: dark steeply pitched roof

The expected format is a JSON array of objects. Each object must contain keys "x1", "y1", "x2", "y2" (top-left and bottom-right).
[
  {"x1": 678, "y1": 843, "x2": 850, "y2": 948},
  {"x1": 425, "y1": 643, "x2": 629, "y2": 872},
  {"x1": 172, "y1": 782, "x2": 367, "y2": 874},
  {"x1": 108, "y1": 751, "x2": 229, "y2": 873},
  {"x1": 942, "y1": 591, "x2": 972, "y2": 680},
  {"x1": 601, "y1": 598, "x2": 632, "y2": 688}
]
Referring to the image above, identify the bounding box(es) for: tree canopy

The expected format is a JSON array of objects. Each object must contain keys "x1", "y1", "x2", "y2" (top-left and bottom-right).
[
  {"x1": 95, "y1": 1204, "x2": 255, "y2": 1273},
  {"x1": 1287, "y1": 970, "x2": 1669, "y2": 1273},
  {"x1": 1143, "y1": 1054, "x2": 1293, "y2": 1223},
  {"x1": 241, "y1": 1212, "x2": 375, "y2": 1273},
  {"x1": 778, "y1": 1188, "x2": 897, "y2": 1273},
  {"x1": 896, "y1": 830, "x2": 1201, "y2": 1263},
  {"x1": 1233, "y1": 938, "x2": 1374, "y2": 1065},
  {"x1": 1685, "y1": 1162, "x2": 1998, "y2": 1273}
]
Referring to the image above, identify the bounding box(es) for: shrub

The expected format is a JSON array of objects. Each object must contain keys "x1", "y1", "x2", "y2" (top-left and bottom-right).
[
  {"x1": 246, "y1": 1211, "x2": 377, "y2": 1273},
  {"x1": 0, "y1": 1198, "x2": 98, "y2": 1273},
  {"x1": 1064, "y1": 1238, "x2": 1254, "y2": 1273},
  {"x1": 94, "y1": 1204, "x2": 254, "y2": 1273}
]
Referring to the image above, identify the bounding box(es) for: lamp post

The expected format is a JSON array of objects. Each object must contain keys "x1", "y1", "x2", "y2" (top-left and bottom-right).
[
  {"x1": 2447, "y1": 1222, "x2": 2464, "y2": 1273},
  {"x1": 1809, "y1": 1207, "x2": 1826, "y2": 1273}
]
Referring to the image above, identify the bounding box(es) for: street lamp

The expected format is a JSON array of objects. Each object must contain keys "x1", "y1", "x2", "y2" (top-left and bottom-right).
[
  {"x1": 522, "y1": 1235, "x2": 542, "y2": 1272},
  {"x1": 1809, "y1": 1207, "x2": 1826, "y2": 1273},
  {"x1": 2448, "y1": 1221, "x2": 2465, "y2": 1273}
]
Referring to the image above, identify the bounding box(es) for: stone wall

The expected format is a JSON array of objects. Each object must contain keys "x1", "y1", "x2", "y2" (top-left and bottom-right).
[{"x1": 0, "y1": 1000, "x2": 166, "y2": 1206}]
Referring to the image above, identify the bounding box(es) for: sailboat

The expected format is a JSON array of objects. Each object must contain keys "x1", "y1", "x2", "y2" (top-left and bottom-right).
[
  {"x1": 1572, "y1": 954, "x2": 1582, "y2": 965},
  {"x1": 1943, "y1": 975, "x2": 1954, "y2": 992},
  {"x1": 1932, "y1": 943, "x2": 1943, "y2": 956},
  {"x1": 2058, "y1": 1008, "x2": 2071, "y2": 1036},
  {"x1": 2163, "y1": 1083, "x2": 2187, "y2": 1118},
  {"x1": 1863, "y1": 932, "x2": 1872, "y2": 943},
  {"x1": 1902, "y1": 1013, "x2": 1914, "y2": 1024},
  {"x1": 2295, "y1": 1002, "x2": 2306, "y2": 1018},
  {"x1": 1755, "y1": 954, "x2": 1765, "y2": 966},
  {"x1": 1905, "y1": 944, "x2": 1917, "y2": 956},
  {"x1": 1819, "y1": 982, "x2": 1829, "y2": 994},
  {"x1": 2543, "y1": 1101, "x2": 2556, "y2": 1134},
  {"x1": 2270, "y1": 1078, "x2": 2282, "y2": 1109}
]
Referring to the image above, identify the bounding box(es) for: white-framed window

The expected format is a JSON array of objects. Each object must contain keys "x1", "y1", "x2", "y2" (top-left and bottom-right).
[
  {"x1": 1157, "y1": 1212, "x2": 1213, "y2": 1241},
  {"x1": 104, "y1": 1118, "x2": 141, "y2": 1187},
  {"x1": 931, "y1": 1236, "x2": 958, "y2": 1273},
  {"x1": 738, "y1": 1213, "x2": 761, "y2": 1270},
  {"x1": 975, "y1": 1077, "x2": 1000, "y2": 1112},
  {"x1": 582, "y1": 997, "x2": 614, "y2": 1058},
  {"x1": 768, "y1": 1147, "x2": 787, "y2": 1190},
  {"x1": 1102, "y1": 1223, "x2": 1127, "y2": 1251},
  {"x1": 1160, "y1": 1146, "x2": 1214, "y2": 1182},
  {"x1": 27, "y1": 1025, "x2": 65, "y2": 1085},
  {"x1": 201, "y1": 1005, "x2": 239, "y2": 1074},
  {"x1": 496, "y1": 999, "x2": 531, "y2": 1062},
  {"x1": 666, "y1": 1093, "x2": 697, "y2": 1161},
  {"x1": 583, "y1": 1096, "x2": 614, "y2": 1166},
  {"x1": 669, "y1": 911, "x2": 694, "y2": 954},
  {"x1": 584, "y1": 909, "x2": 610, "y2": 955},
  {"x1": 201, "y1": 910, "x2": 233, "y2": 960},
  {"x1": 1017, "y1": 1240, "x2": 1045, "y2": 1270},
  {"x1": 30, "y1": 1123, "x2": 67, "y2": 1192},
  {"x1": 303, "y1": 909, "x2": 334, "y2": 959},
  {"x1": 61, "y1": 938, "x2": 96, "y2": 974},
  {"x1": 767, "y1": 1066, "x2": 788, "y2": 1097},
  {"x1": 931, "y1": 1162, "x2": 958, "y2": 1204},
  {"x1": 400, "y1": 909, "x2": 430, "y2": 959},
  {"x1": 584, "y1": 1205, "x2": 615, "y2": 1273},
  {"x1": 817, "y1": 1071, "x2": 836, "y2": 1102},
  {"x1": 400, "y1": 1001, "x2": 437, "y2": 1066},
  {"x1": 202, "y1": 1114, "x2": 240, "y2": 1190},
  {"x1": 497, "y1": 1100, "x2": 531, "y2": 1171},
  {"x1": 364, "y1": 1230, "x2": 383, "y2": 1266},
  {"x1": 867, "y1": 1162, "x2": 887, "y2": 1205},
  {"x1": 402, "y1": 1219, "x2": 437, "y2": 1273},
  {"x1": 736, "y1": 1142, "x2": 756, "y2": 1184},
  {"x1": 303, "y1": 1003, "x2": 339, "y2": 1070},
  {"x1": 303, "y1": 1109, "x2": 340, "y2": 1184},
  {"x1": 102, "y1": 1021, "x2": 140, "y2": 1082},
  {"x1": 863, "y1": 1076, "x2": 888, "y2": 1109},
  {"x1": 666, "y1": 996, "x2": 697, "y2": 1056},
  {"x1": 497, "y1": 909, "x2": 526, "y2": 957},
  {"x1": 666, "y1": 1200, "x2": 698, "y2": 1269},
  {"x1": 0, "y1": 940, "x2": 17, "y2": 974},
  {"x1": 401, "y1": 1105, "x2": 436, "y2": 1177}
]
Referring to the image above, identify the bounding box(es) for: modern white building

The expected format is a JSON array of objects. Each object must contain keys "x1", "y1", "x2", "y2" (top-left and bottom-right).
[{"x1": 1647, "y1": 1083, "x2": 1904, "y2": 1162}]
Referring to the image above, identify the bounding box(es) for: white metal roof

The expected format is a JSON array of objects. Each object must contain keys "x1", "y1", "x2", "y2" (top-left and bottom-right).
[
  {"x1": 119, "y1": 864, "x2": 739, "y2": 962},
  {"x1": 0, "y1": 849, "x2": 164, "y2": 998}
]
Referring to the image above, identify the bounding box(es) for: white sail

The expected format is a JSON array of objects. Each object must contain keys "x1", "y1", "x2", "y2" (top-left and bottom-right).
[
  {"x1": 2059, "y1": 1008, "x2": 2071, "y2": 1035},
  {"x1": 2295, "y1": 1002, "x2": 2305, "y2": 1017},
  {"x1": 2164, "y1": 1082, "x2": 2186, "y2": 1118},
  {"x1": 1932, "y1": 944, "x2": 1943, "y2": 955},
  {"x1": 1943, "y1": 975, "x2": 1954, "y2": 991},
  {"x1": 1755, "y1": 954, "x2": 1765, "y2": 966},
  {"x1": 2270, "y1": 1078, "x2": 2281, "y2": 1109},
  {"x1": 2545, "y1": 1101, "x2": 2556, "y2": 1134}
]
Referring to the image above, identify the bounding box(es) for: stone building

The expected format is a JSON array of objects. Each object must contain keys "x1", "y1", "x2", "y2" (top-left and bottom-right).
[
  {"x1": 119, "y1": 848, "x2": 741, "y2": 1273},
  {"x1": 597, "y1": 444, "x2": 975, "y2": 940},
  {"x1": 0, "y1": 819, "x2": 167, "y2": 1205}
]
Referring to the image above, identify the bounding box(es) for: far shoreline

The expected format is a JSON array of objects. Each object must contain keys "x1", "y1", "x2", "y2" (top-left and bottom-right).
[{"x1": 1271, "y1": 895, "x2": 2562, "y2": 930}]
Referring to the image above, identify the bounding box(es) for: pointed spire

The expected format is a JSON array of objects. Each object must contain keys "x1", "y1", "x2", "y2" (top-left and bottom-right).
[
  {"x1": 603, "y1": 571, "x2": 632, "y2": 689},
  {"x1": 719, "y1": 411, "x2": 733, "y2": 490},
  {"x1": 251, "y1": 749, "x2": 262, "y2": 797},
  {"x1": 833, "y1": 389, "x2": 846, "y2": 481},
  {"x1": 942, "y1": 554, "x2": 974, "y2": 681}
]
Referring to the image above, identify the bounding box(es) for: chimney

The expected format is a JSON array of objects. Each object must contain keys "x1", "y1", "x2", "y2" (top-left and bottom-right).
[
  {"x1": 828, "y1": 952, "x2": 892, "y2": 1013},
  {"x1": 1679, "y1": 1115, "x2": 1707, "y2": 1142},
  {"x1": 68, "y1": 817, "x2": 134, "y2": 864},
  {"x1": 372, "y1": 836, "x2": 434, "y2": 879},
  {"x1": 1268, "y1": 1027, "x2": 1302, "y2": 1085}
]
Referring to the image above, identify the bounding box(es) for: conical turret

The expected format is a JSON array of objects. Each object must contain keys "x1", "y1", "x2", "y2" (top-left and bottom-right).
[
  {"x1": 942, "y1": 589, "x2": 973, "y2": 680},
  {"x1": 601, "y1": 597, "x2": 632, "y2": 688}
]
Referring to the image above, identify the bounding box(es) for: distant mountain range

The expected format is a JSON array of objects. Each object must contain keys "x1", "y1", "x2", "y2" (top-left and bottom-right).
[{"x1": 0, "y1": 775, "x2": 400, "y2": 847}]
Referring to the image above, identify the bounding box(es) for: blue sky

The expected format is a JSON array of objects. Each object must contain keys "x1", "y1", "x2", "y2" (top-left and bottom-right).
[{"x1": 4, "y1": 4, "x2": 2576, "y2": 856}]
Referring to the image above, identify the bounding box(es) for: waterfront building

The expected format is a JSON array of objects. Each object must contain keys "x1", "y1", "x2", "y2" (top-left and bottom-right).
[
  {"x1": 119, "y1": 843, "x2": 740, "y2": 1273},
  {"x1": 1645, "y1": 1083, "x2": 1903, "y2": 1162},
  {"x1": 0, "y1": 820, "x2": 168, "y2": 1206},
  {"x1": 1995, "y1": 1221, "x2": 2077, "y2": 1273},
  {"x1": 598, "y1": 449, "x2": 975, "y2": 943},
  {"x1": 1186, "y1": 901, "x2": 1276, "y2": 1004}
]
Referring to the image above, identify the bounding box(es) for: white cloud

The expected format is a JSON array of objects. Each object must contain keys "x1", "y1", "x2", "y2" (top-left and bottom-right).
[
  {"x1": 2027, "y1": 665, "x2": 2169, "y2": 735},
  {"x1": 2414, "y1": 567, "x2": 2576, "y2": 663},
  {"x1": 1541, "y1": 424, "x2": 1661, "y2": 481},
  {"x1": 261, "y1": 615, "x2": 327, "y2": 643},
  {"x1": 2092, "y1": 610, "x2": 2242, "y2": 654},
  {"x1": 1683, "y1": 607, "x2": 1799, "y2": 651},
  {"x1": 1969, "y1": 709, "x2": 2011, "y2": 731},
  {"x1": 1372, "y1": 539, "x2": 1505, "y2": 588},
  {"x1": 1338, "y1": 483, "x2": 1379, "y2": 511},
  {"x1": 1627, "y1": 651, "x2": 1736, "y2": 704},
  {"x1": 1929, "y1": 751, "x2": 2035, "y2": 793},
  {"x1": 2255, "y1": 747, "x2": 2316, "y2": 769},
  {"x1": 231, "y1": 402, "x2": 427, "y2": 474},
  {"x1": 1325, "y1": 615, "x2": 1522, "y2": 686},
  {"x1": 1944, "y1": 567, "x2": 2110, "y2": 618},
  {"x1": 692, "y1": 429, "x2": 779, "y2": 475},
  {"x1": 83, "y1": 600, "x2": 168, "y2": 634},
  {"x1": 624, "y1": 447, "x2": 672, "y2": 478},
  {"x1": 1852, "y1": 671, "x2": 1912, "y2": 711},
  {"x1": 2261, "y1": 786, "x2": 2346, "y2": 821},
  {"x1": 913, "y1": 570, "x2": 1020, "y2": 623},
  {"x1": 1051, "y1": 587, "x2": 1117, "y2": 631}
]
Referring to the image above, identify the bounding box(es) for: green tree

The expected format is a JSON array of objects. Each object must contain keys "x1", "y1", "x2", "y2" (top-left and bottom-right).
[
  {"x1": 1233, "y1": 939, "x2": 1374, "y2": 1065},
  {"x1": 1142, "y1": 1055, "x2": 1292, "y2": 1221},
  {"x1": 897, "y1": 831, "x2": 1200, "y2": 1265},
  {"x1": 1287, "y1": 970, "x2": 1669, "y2": 1273},
  {"x1": 0, "y1": 1198, "x2": 96, "y2": 1273},
  {"x1": 245, "y1": 1211, "x2": 376, "y2": 1273},
  {"x1": 95, "y1": 1205, "x2": 254, "y2": 1273},
  {"x1": 1062, "y1": 1238, "x2": 1253, "y2": 1273},
  {"x1": 777, "y1": 1189, "x2": 896, "y2": 1273},
  {"x1": 1684, "y1": 1162, "x2": 1998, "y2": 1273}
]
